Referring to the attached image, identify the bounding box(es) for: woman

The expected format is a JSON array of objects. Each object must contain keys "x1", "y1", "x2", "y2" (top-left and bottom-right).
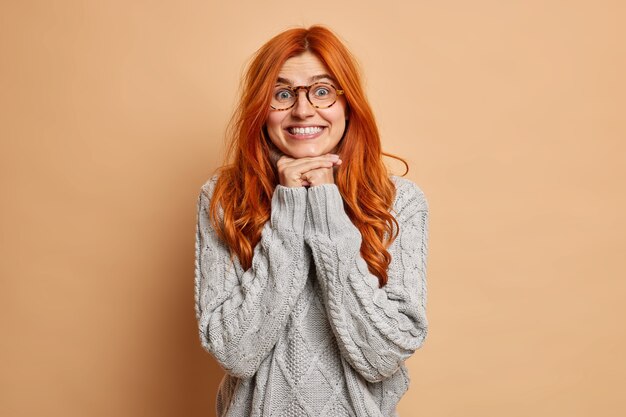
[{"x1": 195, "y1": 25, "x2": 429, "y2": 417}]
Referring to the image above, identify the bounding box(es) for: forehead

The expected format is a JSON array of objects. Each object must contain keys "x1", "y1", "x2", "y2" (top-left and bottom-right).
[{"x1": 277, "y1": 51, "x2": 333, "y2": 83}]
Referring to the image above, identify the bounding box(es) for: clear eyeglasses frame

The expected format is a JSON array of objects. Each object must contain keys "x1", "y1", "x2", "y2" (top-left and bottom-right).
[{"x1": 270, "y1": 82, "x2": 345, "y2": 111}]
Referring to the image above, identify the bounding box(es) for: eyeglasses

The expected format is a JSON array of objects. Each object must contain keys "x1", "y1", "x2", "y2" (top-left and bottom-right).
[{"x1": 270, "y1": 82, "x2": 345, "y2": 111}]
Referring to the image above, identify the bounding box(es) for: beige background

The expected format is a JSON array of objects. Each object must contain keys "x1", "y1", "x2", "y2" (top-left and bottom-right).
[{"x1": 1, "y1": 0, "x2": 625, "y2": 416}]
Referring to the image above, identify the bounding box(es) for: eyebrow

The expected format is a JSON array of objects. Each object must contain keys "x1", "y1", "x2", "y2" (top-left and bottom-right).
[{"x1": 276, "y1": 74, "x2": 336, "y2": 85}]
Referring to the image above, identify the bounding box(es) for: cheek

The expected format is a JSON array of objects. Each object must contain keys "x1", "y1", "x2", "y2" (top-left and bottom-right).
[
  {"x1": 329, "y1": 107, "x2": 347, "y2": 131},
  {"x1": 265, "y1": 113, "x2": 284, "y2": 132},
  {"x1": 333, "y1": 101, "x2": 348, "y2": 124},
  {"x1": 265, "y1": 115, "x2": 283, "y2": 147},
  {"x1": 265, "y1": 113, "x2": 280, "y2": 132}
]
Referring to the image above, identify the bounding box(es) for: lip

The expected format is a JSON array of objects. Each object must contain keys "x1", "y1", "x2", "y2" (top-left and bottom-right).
[{"x1": 284, "y1": 125, "x2": 326, "y2": 140}]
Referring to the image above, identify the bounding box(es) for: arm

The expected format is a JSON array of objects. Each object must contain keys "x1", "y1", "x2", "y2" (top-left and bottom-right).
[
  {"x1": 304, "y1": 178, "x2": 429, "y2": 382},
  {"x1": 194, "y1": 176, "x2": 310, "y2": 378}
]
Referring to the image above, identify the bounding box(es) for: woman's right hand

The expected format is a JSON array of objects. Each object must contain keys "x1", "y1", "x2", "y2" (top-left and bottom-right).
[{"x1": 276, "y1": 154, "x2": 342, "y2": 188}]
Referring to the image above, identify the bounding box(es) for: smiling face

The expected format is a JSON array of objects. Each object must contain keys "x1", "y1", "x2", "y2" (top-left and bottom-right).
[{"x1": 265, "y1": 51, "x2": 348, "y2": 159}]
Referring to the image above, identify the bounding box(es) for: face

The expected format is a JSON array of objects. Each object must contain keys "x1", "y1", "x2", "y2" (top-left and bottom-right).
[{"x1": 265, "y1": 51, "x2": 348, "y2": 159}]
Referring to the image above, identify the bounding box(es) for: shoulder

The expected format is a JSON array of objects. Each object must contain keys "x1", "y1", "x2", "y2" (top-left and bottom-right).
[
  {"x1": 199, "y1": 173, "x2": 221, "y2": 201},
  {"x1": 390, "y1": 175, "x2": 429, "y2": 215},
  {"x1": 196, "y1": 174, "x2": 227, "y2": 231},
  {"x1": 196, "y1": 174, "x2": 223, "y2": 224}
]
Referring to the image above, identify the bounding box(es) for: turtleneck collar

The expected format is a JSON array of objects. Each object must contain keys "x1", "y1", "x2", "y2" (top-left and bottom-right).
[{"x1": 268, "y1": 143, "x2": 286, "y2": 168}]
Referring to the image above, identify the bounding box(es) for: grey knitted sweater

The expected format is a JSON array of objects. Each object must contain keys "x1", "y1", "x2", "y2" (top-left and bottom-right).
[{"x1": 194, "y1": 174, "x2": 429, "y2": 417}]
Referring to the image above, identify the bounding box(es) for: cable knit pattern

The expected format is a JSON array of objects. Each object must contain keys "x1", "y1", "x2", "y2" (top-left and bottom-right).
[{"x1": 195, "y1": 174, "x2": 429, "y2": 417}]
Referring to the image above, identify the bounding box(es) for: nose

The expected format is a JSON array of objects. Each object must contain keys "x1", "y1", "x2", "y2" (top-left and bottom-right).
[{"x1": 291, "y1": 89, "x2": 315, "y2": 119}]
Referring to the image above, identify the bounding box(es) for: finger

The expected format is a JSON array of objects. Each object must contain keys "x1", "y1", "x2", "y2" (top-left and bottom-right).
[
  {"x1": 277, "y1": 155, "x2": 341, "y2": 188},
  {"x1": 283, "y1": 153, "x2": 340, "y2": 166},
  {"x1": 302, "y1": 161, "x2": 341, "y2": 178},
  {"x1": 276, "y1": 155, "x2": 295, "y2": 166},
  {"x1": 299, "y1": 172, "x2": 310, "y2": 187},
  {"x1": 301, "y1": 166, "x2": 335, "y2": 186},
  {"x1": 287, "y1": 157, "x2": 338, "y2": 173}
]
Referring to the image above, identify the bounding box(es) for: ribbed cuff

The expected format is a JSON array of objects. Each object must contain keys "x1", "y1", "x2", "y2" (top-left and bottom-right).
[
  {"x1": 306, "y1": 184, "x2": 357, "y2": 237},
  {"x1": 271, "y1": 185, "x2": 307, "y2": 234}
]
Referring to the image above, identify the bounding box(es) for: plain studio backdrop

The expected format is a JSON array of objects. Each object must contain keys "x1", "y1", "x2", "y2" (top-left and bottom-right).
[{"x1": 1, "y1": 1, "x2": 625, "y2": 416}]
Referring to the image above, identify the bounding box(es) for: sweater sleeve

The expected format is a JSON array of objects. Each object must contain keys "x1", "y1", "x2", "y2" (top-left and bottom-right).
[
  {"x1": 194, "y1": 176, "x2": 310, "y2": 379},
  {"x1": 304, "y1": 178, "x2": 429, "y2": 383}
]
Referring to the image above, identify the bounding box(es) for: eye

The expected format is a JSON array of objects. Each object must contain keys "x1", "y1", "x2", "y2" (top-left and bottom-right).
[
  {"x1": 274, "y1": 88, "x2": 294, "y2": 102},
  {"x1": 313, "y1": 85, "x2": 331, "y2": 98}
]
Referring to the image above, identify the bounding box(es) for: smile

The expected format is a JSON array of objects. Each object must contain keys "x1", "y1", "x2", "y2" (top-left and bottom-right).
[{"x1": 287, "y1": 126, "x2": 324, "y2": 135}]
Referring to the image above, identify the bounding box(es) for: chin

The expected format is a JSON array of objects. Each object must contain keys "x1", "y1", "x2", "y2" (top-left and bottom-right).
[
  {"x1": 295, "y1": 149, "x2": 324, "y2": 158},
  {"x1": 282, "y1": 145, "x2": 328, "y2": 159}
]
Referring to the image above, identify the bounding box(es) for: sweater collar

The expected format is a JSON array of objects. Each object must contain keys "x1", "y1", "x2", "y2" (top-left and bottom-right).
[{"x1": 268, "y1": 143, "x2": 285, "y2": 168}]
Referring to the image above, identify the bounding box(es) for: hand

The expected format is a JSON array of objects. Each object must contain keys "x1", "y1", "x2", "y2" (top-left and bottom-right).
[{"x1": 276, "y1": 154, "x2": 342, "y2": 188}]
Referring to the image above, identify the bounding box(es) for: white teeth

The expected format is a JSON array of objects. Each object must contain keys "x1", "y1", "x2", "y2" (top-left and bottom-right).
[{"x1": 289, "y1": 126, "x2": 323, "y2": 135}]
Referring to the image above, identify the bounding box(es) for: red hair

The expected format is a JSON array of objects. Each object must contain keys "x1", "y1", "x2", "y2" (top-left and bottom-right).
[{"x1": 209, "y1": 25, "x2": 408, "y2": 287}]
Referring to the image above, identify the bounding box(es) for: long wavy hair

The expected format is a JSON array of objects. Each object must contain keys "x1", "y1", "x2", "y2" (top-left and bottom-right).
[{"x1": 209, "y1": 25, "x2": 408, "y2": 287}]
